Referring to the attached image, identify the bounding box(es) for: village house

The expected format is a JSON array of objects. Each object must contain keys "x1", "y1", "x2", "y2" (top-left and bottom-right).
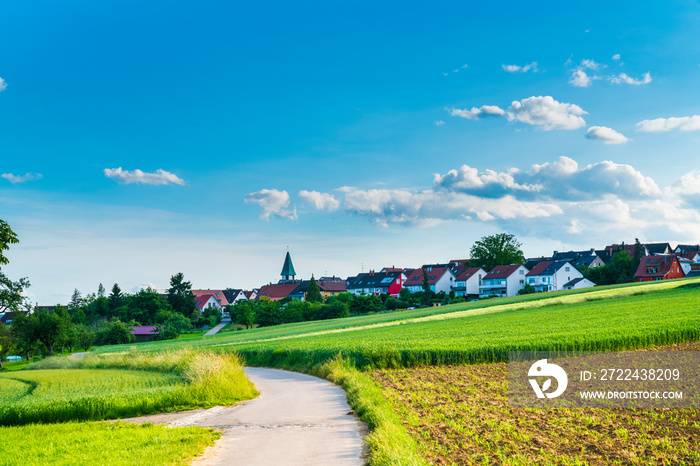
[
  {"x1": 451, "y1": 266, "x2": 486, "y2": 297},
  {"x1": 525, "y1": 260, "x2": 588, "y2": 292},
  {"x1": 562, "y1": 277, "x2": 597, "y2": 290},
  {"x1": 402, "y1": 266, "x2": 455, "y2": 294},
  {"x1": 479, "y1": 264, "x2": 528, "y2": 297},
  {"x1": 130, "y1": 326, "x2": 159, "y2": 343},
  {"x1": 551, "y1": 249, "x2": 606, "y2": 269},
  {"x1": 347, "y1": 271, "x2": 406, "y2": 296},
  {"x1": 634, "y1": 255, "x2": 685, "y2": 282},
  {"x1": 223, "y1": 289, "x2": 248, "y2": 304}
]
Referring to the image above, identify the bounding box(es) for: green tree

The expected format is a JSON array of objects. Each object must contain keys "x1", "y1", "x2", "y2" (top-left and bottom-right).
[
  {"x1": 33, "y1": 311, "x2": 64, "y2": 356},
  {"x1": 421, "y1": 269, "x2": 433, "y2": 307},
  {"x1": 0, "y1": 219, "x2": 19, "y2": 266},
  {"x1": 108, "y1": 284, "x2": 124, "y2": 311},
  {"x1": 254, "y1": 297, "x2": 281, "y2": 327},
  {"x1": 305, "y1": 276, "x2": 323, "y2": 303},
  {"x1": 469, "y1": 233, "x2": 525, "y2": 272},
  {"x1": 633, "y1": 238, "x2": 644, "y2": 275},
  {"x1": 167, "y1": 272, "x2": 197, "y2": 318},
  {"x1": 231, "y1": 302, "x2": 255, "y2": 329},
  {"x1": 0, "y1": 325, "x2": 17, "y2": 370},
  {"x1": 75, "y1": 324, "x2": 95, "y2": 351},
  {"x1": 0, "y1": 220, "x2": 30, "y2": 314},
  {"x1": 97, "y1": 283, "x2": 106, "y2": 298},
  {"x1": 69, "y1": 289, "x2": 83, "y2": 309},
  {"x1": 96, "y1": 320, "x2": 134, "y2": 345}
]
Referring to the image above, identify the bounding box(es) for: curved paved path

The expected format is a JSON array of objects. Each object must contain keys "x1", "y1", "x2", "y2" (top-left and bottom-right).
[{"x1": 184, "y1": 367, "x2": 365, "y2": 465}]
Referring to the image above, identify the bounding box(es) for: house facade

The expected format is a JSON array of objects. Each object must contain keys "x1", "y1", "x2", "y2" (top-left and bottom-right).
[
  {"x1": 634, "y1": 255, "x2": 685, "y2": 282},
  {"x1": 562, "y1": 277, "x2": 596, "y2": 290},
  {"x1": 403, "y1": 266, "x2": 455, "y2": 294},
  {"x1": 526, "y1": 260, "x2": 585, "y2": 292},
  {"x1": 479, "y1": 264, "x2": 528, "y2": 297},
  {"x1": 452, "y1": 267, "x2": 486, "y2": 297},
  {"x1": 347, "y1": 271, "x2": 406, "y2": 296}
]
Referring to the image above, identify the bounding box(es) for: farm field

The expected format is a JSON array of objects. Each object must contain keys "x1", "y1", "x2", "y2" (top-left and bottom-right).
[
  {"x1": 0, "y1": 350, "x2": 257, "y2": 425},
  {"x1": 95, "y1": 279, "x2": 698, "y2": 360},
  {"x1": 0, "y1": 421, "x2": 219, "y2": 466},
  {"x1": 370, "y1": 342, "x2": 700, "y2": 465},
  {"x1": 230, "y1": 283, "x2": 700, "y2": 369}
]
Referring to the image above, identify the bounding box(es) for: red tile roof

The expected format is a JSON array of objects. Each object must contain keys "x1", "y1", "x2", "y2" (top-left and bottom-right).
[
  {"x1": 404, "y1": 267, "x2": 451, "y2": 285},
  {"x1": 257, "y1": 283, "x2": 299, "y2": 301},
  {"x1": 318, "y1": 281, "x2": 347, "y2": 292},
  {"x1": 195, "y1": 294, "x2": 217, "y2": 309},
  {"x1": 485, "y1": 264, "x2": 525, "y2": 279},
  {"x1": 634, "y1": 255, "x2": 683, "y2": 278},
  {"x1": 525, "y1": 261, "x2": 553, "y2": 276},
  {"x1": 191, "y1": 289, "x2": 230, "y2": 306},
  {"x1": 454, "y1": 267, "x2": 483, "y2": 281}
]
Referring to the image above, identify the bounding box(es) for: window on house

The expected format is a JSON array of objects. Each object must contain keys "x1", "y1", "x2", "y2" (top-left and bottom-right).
[
  {"x1": 565, "y1": 266, "x2": 570, "y2": 272},
  {"x1": 519, "y1": 269, "x2": 524, "y2": 274}
]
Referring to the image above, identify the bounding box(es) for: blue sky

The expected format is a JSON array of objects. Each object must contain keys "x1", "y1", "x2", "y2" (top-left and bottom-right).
[{"x1": 2, "y1": 1, "x2": 700, "y2": 304}]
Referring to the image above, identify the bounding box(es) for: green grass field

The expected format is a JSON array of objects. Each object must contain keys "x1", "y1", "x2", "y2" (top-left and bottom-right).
[
  {"x1": 0, "y1": 422, "x2": 219, "y2": 466},
  {"x1": 0, "y1": 349, "x2": 257, "y2": 425}
]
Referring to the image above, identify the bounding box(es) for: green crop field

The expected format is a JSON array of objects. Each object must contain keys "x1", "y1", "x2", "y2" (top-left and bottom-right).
[
  {"x1": 0, "y1": 349, "x2": 257, "y2": 425},
  {"x1": 224, "y1": 282, "x2": 700, "y2": 369},
  {"x1": 95, "y1": 279, "x2": 697, "y2": 360}
]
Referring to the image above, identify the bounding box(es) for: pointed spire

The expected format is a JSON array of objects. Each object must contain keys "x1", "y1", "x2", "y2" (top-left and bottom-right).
[{"x1": 281, "y1": 250, "x2": 296, "y2": 280}]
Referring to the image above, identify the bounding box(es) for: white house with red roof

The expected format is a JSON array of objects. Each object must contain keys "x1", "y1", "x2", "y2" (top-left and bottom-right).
[
  {"x1": 191, "y1": 289, "x2": 230, "y2": 306},
  {"x1": 525, "y1": 260, "x2": 587, "y2": 292},
  {"x1": 195, "y1": 294, "x2": 223, "y2": 312},
  {"x1": 403, "y1": 266, "x2": 455, "y2": 294},
  {"x1": 479, "y1": 264, "x2": 528, "y2": 297},
  {"x1": 452, "y1": 267, "x2": 486, "y2": 297}
]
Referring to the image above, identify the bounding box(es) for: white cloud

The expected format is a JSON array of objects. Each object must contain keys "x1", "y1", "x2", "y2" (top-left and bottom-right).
[
  {"x1": 245, "y1": 189, "x2": 297, "y2": 220},
  {"x1": 506, "y1": 96, "x2": 587, "y2": 130},
  {"x1": 636, "y1": 115, "x2": 700, "y2": 132},
  {"x1": 1, "y1": 173, "x2": 43, "y2": 184},
  {"x1": 609, "y1": 72, "x2": 652, "y2": 85},
  {"x1": 298, "y1": 190, "x2": 340, "y2": 211},
  {"x1": 580, "y1": 59, "x2": 602, "y2": 70},
  {"x1": 435, "y1": 156, "x2": 657, "y2": 201},
  {"x1": 103, "y1": 167, "x2": 185, "y2": 186},
  {"x1": 446, "y1": 105, "x2": 505, "y2": 120},
  {"x1": 585, "y1": 126, "x2": 630, "y2": 144},
  {"x1": 0, "y1": 77, "x2": 6, "y2": 92},
  {"x1": 666, "y1": 171, "x2": 700, "y2": 207},
  {"x1": 502, "y1": 62, "x2": 538, "y2": 73},
  {"x1": 434, "y1": 120, "x2": 445, "y2": 126},
  {"x1": 569, "y1": 69, "x2": 592, "y2": 87},
  {"x1": 612, "y1": 54, "x2": 621, "y2": 61}
]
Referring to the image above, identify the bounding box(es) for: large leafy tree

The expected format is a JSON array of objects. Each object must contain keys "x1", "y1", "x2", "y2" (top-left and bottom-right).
[
  {"x1": 167, "y1": 272, "x2": 197, "y2": 318},
  {"x1": 469, "y1": 233, "x2": 525, "y2": 271},
  {"x1": 0, "y1": 219, "x2": 19, "y2": 266}
]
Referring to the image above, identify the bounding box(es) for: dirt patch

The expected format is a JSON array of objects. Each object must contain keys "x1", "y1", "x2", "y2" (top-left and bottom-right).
[{"x1": 370, "y1": 343, "x2": 700, "y2": 465}]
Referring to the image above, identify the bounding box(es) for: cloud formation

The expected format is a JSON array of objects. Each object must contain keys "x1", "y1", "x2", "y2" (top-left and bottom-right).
[
  {"x1": 636, "y1": 115, "x2": 700, "y2": 132},
  {"x1": 502, "y1": 62, "x2": 538, "y2": 73},
  {"x1": 298, "y1": 190, "x2": 340, "y2": 211},
  {"x1": 245, "y1": 189, "x2": 297, "y2": 220},
  {"x1": 609, "y1": 72, "x2": 652, "y2": 85},
  {"x1": 1, "y1": 173, "x2": 43, "y2": 184},
  {"x1": 0, "y1": 77, "x2": 6, "y2": 92},
  {"x1": 612, "y1": 54, "x2": 621, "y2": 61},
  {"x1": 104, "y1": 168, "x2": 185, "y2": 186},
  {"x1": 446, "y1": 105, "x2": 505, "y2": 120},
  {"x1": 585, "y1": 126, "x2": 630, "y2": 144},
  {"x1": 506, "y1": 96, "x2": 587, "y2": 130},
  {"x1": 569, "y1": 69, "x2": 592, "y2": 87}
]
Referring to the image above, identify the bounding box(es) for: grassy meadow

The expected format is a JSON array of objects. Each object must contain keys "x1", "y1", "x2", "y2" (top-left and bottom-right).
[
  {"x1": 0, "y1": 349, "x2": 258, "y2": 425},
  {"x1": 0, "y1": 422, "x2": 220, "y2": 466}
]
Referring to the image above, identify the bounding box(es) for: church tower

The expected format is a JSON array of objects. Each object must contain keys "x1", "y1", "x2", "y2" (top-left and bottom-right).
[{"x1": 280, "y1": 248, "x2": 297, "y2": 282}]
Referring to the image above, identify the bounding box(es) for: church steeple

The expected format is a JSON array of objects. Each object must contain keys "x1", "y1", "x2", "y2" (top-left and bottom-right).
[{"x1": 281, "y1": 248, "x2": 296, "y2": 281}]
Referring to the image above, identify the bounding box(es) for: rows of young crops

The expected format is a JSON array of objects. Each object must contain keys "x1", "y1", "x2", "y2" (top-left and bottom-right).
[
  {"x1": 231, "y1": 285, "x2": 700, "y2": 369},
  {"x1": 95, "y1": 278, "x2": 698, "y2": 356}
]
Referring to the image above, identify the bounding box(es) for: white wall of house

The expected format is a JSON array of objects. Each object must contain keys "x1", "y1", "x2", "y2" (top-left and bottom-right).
[
  {"x1": 480, "y1": 266, "x2": 528, "y2": 297},
  {"x1": 434, "y1": 270, "x2": 455, "y2": 294},
  {"x1": 563, "y1": 278, "x2": 596, "y2": 290},
  {"x1": 456, "y1": 269, "x2": 486, "y2": 296},
  {"x1": 199, "y1": 295, "x2": 221, "y2": 312},
  {"x1": 528, "y1": 262, "x2": 583, "y2": 292},
  {"x1": 679, "y1": 259, "x2": 693, "y2": 275}
]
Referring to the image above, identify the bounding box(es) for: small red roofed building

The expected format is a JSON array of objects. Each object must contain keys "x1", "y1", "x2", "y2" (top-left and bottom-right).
[{"x1": 634, "y1": 255, "x2": 685, "y2": 282}]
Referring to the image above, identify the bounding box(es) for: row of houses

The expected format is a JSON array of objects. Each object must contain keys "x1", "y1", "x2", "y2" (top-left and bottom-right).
[{"x1": 168, "y1": 241, "x2": 700, "y2": 314}]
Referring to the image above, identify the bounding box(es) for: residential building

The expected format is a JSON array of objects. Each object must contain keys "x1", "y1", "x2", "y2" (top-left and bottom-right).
[
  {"x1": 195, "y1": 294, "x2": 223, "y2": 313},
  {"x1": 223, "y1": 289, "x2": 248, "y2": 304},
  {"x1": 562, "y1": 277, "x2": 596, "y2": 290},
  {"x1": 256, "y1": 283, "x2": 300, "y2": 301},
  {"x1": 403, "y1": 266, "x2": 455, "y2": 294},
  {"x1": 130, "y1": 326, "x2": 159, "y2": 343},
  {"x1": 634, "y1": 255, "x2": 685, "y2": 282},
  {"x1": 452, "y1": 267, "x2": 486, "y2": 297},
  {"x1": 347, "y1": 271, "x2": 406, "y2": 296},
  {"x1": 479, "y1": 264, "x2": 529, "y2": 297},
  {"x1": 526, "y1": 260, "x2": 586, "y2": 292}
]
